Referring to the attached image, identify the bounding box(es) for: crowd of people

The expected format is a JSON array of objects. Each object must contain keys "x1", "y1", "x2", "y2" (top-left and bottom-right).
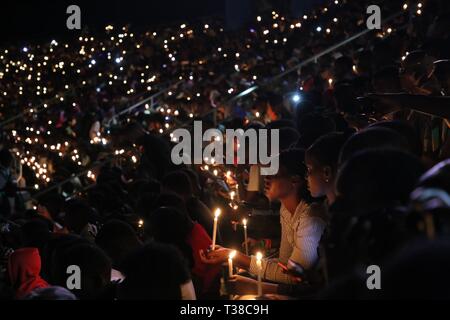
[{"x1": 1, "y1": 0, "x2": 450, "y2": 300}]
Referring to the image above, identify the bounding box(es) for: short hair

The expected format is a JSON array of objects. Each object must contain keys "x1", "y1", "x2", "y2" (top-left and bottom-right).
[
  {"x1": 161, "y1": 171, "x2": 193, "y2": 197},
  {"x1": 307, "y1": 132, "x2": 348, "y2": 172},
  {"x1": 95, "y1": 219, "x2": 142, "y2": 269},
  {"x1": 63, "y1": 199, "x2": 94, "y2": 234},
  {"x1": 369, "y1": 121, "x2": 422, "y2": 156},
  {"x1": 53, "y1": 243, "x2": 111, "y2": 300},
  {"x1": 118, "y1": 242, "x2": 190, "y2": 300},
  {"x1": 336, "y1": 149, "x2": 424, "y2": 214},
  {"x1": 339, "y1": 127, "x2": 410, "y2": 166}
]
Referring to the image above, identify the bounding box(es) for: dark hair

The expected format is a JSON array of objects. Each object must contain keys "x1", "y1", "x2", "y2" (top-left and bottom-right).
[
  {"x1": 369, "y1": 121, "x2": 422, "y2": 156},
  {"x1": 306, "y1": 132, "x2": 348, "y2": 173},
  {"x1": 145, "y1": 206, "x2": 194, "y2": 269},
  {"x1": 162, "y1": 171, "x2": 193, "y2": 199},
  {"x1": 63, "y1": 199, "x2": 95, "y2": 234},
  {"x1": 180, "y1": 168, "x2": 201, "y2": 196},
  {"x1": 118, "y1": 242, "x2": 191, "y2": 300},
  {"x1": 279, "y1": 127, "x2": 300, "y2": 151},
  {"x1": 37, "y1": 193, "x2": 64, "y2": 221},
  {"x1": 297, "y1": 113, "x2": 336, "y2": 149},
  {"x1": 339, "y1": 127, "x2": 410, "y2": 166},
  {"x1": 52, "y1": 242, "x2": 111, "y2": 300},
  {"x1": 278, "y1": 148, "x2": 312, "y2": 203},
  {"x1": 21, "y1": 219, "x2": 51, "y2": 250},
  {"x1": 336, "y1": 149, "x2": 425, "y2": 215},
  {"x1": 95, "y1": 219, "x2": 142, "y2": 270}
]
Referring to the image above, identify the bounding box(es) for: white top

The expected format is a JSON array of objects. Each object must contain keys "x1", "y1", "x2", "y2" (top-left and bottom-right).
[{"x1": 249, "y1": 201, "x2": 327, "y2": 284}]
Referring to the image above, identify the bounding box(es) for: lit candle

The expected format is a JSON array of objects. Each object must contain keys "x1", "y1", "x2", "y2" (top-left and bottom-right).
[
  {"x1": 228, "y1": 250, "x2": 236, "y2": 277},
  {"x1": 243, "y1": 219, "x2": 249, "y2": 255},
  {"x1": 212, "y1": 208, "x2": 221, "y2": 250},
  {"x1": 256, "y1": 252, "x2": 263, "y2": 296},
  {"x1": 230, "y1": 191, "x2": 235, "y2": 201}
]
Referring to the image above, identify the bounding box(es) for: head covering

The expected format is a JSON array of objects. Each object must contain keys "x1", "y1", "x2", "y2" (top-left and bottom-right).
[{"x1": 8, "y1": 248, "x2": 49, "y2": 299}]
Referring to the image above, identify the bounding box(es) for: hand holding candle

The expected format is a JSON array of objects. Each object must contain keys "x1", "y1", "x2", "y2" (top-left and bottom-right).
[{"x1": 212, "y1": 208, "x2": 221, "y2": 250}]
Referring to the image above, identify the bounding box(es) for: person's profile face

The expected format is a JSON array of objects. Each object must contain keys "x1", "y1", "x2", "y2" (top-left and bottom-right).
[
  {"x1": 264, "y1": 167, "x2": 295, "y2": 201},
  {"x1": 305, "y1": 153, "x2": 327, "y2": 198}
]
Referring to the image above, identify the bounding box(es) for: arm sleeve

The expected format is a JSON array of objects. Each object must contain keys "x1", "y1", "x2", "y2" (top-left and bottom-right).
[
  {"x1": 248, "y1": 216, "x2": 326, "y2": 285},
  {"x1": 289, "y1": 216, "x2": 327, "y2": 271},
  {"x1": 249, "y1": 255, "x2": 296, "y2": 284},
  {"x1": 277, "y1": 214, "x2": 291, "y2": 264}
]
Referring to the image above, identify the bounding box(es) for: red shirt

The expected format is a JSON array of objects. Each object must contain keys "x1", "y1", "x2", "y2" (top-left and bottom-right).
[{"x1": 186, "y1": 223, "x2": 221, "y2": 296}]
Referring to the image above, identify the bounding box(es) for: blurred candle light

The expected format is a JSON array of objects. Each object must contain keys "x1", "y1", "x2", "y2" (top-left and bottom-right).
[
  {"x1": 243, "y1": 218, "x2": 249, "y2": 255},
  {"x1": 228, "y1": 250, "x2": 237, "y2": 277},
  {"x1": 256, "y1": 252, "x2": 263, "y2": 296}
]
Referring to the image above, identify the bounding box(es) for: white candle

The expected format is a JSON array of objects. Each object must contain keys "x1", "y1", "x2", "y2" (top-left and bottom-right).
[
  {"x1": 256, "y1": 252, "x2": 263, "y2": 296},
  {"x1": 228, "y1": 250, "x2": 236, "y2": 277},
  {"x1": 243, "y1": 219, "x2": 249, "y2": 255},
  {"x1": 212, "y1": 208, "x2": 221, "y2": 250}
]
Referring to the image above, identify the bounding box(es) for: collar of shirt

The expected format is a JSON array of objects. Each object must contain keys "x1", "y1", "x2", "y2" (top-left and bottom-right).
[{"x1": 280, "y1": 201, "x2": 310, "y2": 226}]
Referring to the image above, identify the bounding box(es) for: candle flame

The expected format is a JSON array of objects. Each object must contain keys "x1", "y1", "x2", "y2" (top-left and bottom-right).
[
  {"x1": 214, "y1": 208, "x2": 221, "y2": 218},
  {"x1": 256, "y1": 252, "x2": 263, "y2": 261},
  {"x1": 229, "y1": 250, "x2": 237, "y2": 259}
]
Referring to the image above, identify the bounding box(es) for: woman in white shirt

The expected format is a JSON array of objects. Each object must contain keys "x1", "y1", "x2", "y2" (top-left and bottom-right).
[{"x1": 200, "y1": 148, "x2": 327, "y2": 285}]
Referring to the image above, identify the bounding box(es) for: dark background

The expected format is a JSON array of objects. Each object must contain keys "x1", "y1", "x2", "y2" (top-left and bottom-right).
[
  {"x1": 0, "y1": 0, "x2": 224, "y2": 44},
  {"x1": 0, "y1": 0, "x2": 323, "y2": 45}
]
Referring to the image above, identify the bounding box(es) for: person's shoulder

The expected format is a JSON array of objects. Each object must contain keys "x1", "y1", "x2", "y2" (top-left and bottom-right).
[
  {"x1": 305, "y1": 201, "x2": 329, "y2": 222},
  {"x1": 189, "y1": 222, "x2": 211, "y2": 243}
]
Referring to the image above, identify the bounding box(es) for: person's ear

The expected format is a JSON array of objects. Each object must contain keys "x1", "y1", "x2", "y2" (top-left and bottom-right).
[{"x1": 323, "y1": 166, "x2": 333, "y2": 184}]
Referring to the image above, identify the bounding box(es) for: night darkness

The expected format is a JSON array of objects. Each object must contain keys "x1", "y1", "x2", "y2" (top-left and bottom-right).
[{"x1": 0, "y1": 0, "x2": 226, "y2": 44}]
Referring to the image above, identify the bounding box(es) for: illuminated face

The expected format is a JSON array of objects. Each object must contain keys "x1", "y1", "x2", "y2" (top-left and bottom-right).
[
  {"x1": 264, "y1": 167, "x2": 298, "y2": 201},
  {"x1": 305, "y1": 153, "x2": 329, "y2": 198}
]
